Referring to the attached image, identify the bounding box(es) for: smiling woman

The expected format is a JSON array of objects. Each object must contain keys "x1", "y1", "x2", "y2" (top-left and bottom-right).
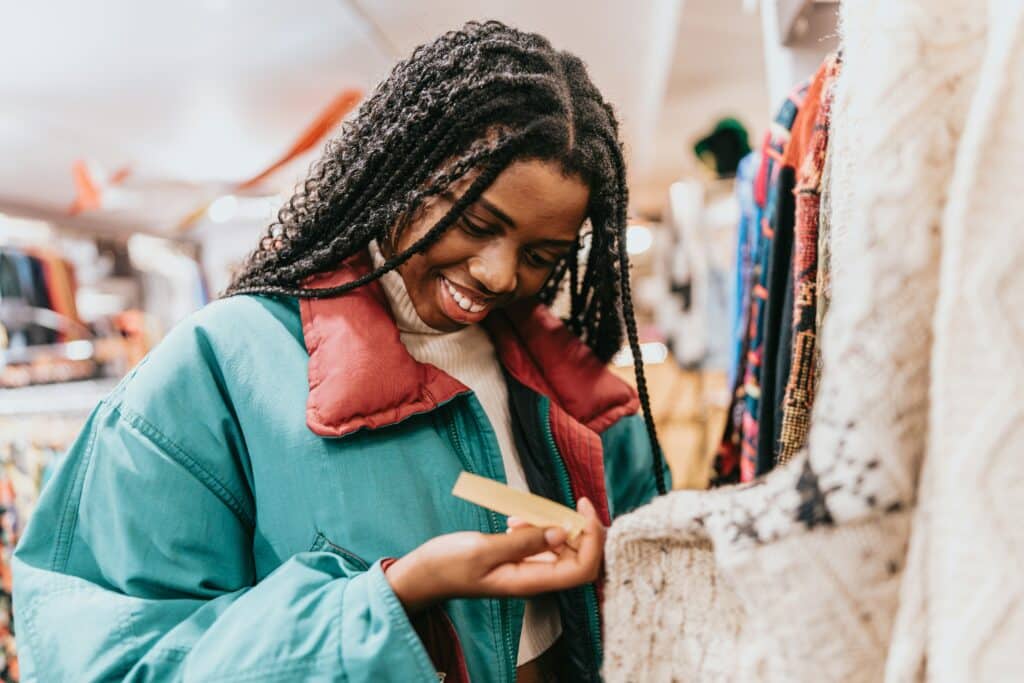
[
  {"x1": 388, "y1": 160, "x2": 590, "y2": 330},
  {"x1": 12, "y1": 20, "x2": 669, "y2": 683}
]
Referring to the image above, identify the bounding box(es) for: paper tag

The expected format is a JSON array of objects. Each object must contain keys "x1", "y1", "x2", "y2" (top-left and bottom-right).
[{"x1": 451, "y1": 472, "x2": 586, "y2": 540}]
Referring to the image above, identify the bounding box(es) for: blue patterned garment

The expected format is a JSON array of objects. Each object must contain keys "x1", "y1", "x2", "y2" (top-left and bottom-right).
[{"x1": 727, "y1": 152, "x2": 762, "y2": 389}]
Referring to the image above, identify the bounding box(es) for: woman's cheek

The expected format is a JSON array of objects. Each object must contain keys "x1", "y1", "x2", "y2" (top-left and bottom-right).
[{"x1": 517, "y1": 269, "x2": 551, "y2": 298}]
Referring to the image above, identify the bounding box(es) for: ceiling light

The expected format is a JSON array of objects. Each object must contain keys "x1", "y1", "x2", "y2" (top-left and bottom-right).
[
  {"x1": 626, "y1": 224, "x2": 654, "y2": 255},
  {"x1": 64, "y1": 340, "x2": 95, "y2": 361},
  {"x1": 208, "y1": 195, "x2": 238, "y2": 223}
]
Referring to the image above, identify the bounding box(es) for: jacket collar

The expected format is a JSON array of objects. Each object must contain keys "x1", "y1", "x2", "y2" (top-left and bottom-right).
[{"x1": 299, "y1": 251, "x2": 639, "y2": 437}]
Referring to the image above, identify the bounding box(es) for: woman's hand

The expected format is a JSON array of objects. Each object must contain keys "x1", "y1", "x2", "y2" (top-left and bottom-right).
[{"x1": 386, "y1": 498, "x2": 605, "y2": 614}]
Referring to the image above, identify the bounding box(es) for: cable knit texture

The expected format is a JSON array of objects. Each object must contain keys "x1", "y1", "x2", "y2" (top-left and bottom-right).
[
  {"x1": 886, "y1": 1, "x2": 1024, "y2": 679},
  {"x1": 601, "y1": 0, "x2": 1021, "y2": 680},
  {"x1": 368, "y1": 241, "x2": 563, "y2": 665}
]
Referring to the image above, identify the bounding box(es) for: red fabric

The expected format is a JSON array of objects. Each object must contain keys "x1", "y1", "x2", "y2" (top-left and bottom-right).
[
  {"x1": 781, "y1": 62, "x2": 828, "y2": 171},
  {"x1": 300, "y1": 254, "x2": 639, "y2": 443},
  {"x1": 300, "y1": 252, "x2": 470, "y2": 437},
  {"x1": 484, "y1": 300, "x2": 639, "y2": 434},
  {"x1": 548, "y1": 401, "x2": 611, "y2": 527},
  {"x1": 753, "y1": 130, "x2": 773, "y2": 208}
]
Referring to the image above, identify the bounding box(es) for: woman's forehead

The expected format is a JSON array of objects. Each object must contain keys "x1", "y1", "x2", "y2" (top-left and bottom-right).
[{"x1": 477, "y1": 159, "x2": 590, "y2": 237}]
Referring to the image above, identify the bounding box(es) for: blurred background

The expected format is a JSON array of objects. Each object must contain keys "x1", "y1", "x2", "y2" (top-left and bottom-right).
[{"x1": 0, "y1": 0, "x2": 838, "y2": 502}]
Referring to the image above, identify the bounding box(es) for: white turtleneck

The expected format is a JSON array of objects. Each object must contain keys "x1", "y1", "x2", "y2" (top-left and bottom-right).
[{"x1": 368, "y1": 242, "x2": 562, "y2": 665}]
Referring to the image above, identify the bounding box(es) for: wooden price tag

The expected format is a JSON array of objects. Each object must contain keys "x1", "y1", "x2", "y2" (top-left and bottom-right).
[{"x1": 451, "y1": 472, "x2": 586, "y2": 540}]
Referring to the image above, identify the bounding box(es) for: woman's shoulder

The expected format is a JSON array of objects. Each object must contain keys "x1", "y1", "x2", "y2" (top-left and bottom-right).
[
  {"x1": 190, "y1": 294, "x2": 303, "y2": 344},
  {"x1": 110, "y1": 295, "x2": 305, "y2": 426}
]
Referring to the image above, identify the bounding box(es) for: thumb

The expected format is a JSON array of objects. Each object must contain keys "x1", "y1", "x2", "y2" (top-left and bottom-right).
[{"x1": 480, "y1": 527, "x2": 551, "y2": 566}]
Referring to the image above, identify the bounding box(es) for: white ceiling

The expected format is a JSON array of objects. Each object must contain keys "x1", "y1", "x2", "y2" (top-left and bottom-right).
[{"x1": 0, "y1": 0, "x2": 784, "y2": 236}]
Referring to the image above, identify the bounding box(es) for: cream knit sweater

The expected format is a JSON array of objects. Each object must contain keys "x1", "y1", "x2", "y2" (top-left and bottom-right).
[
  {"x1": 602, "y1": 1, "x2": 1024, "y2": 680},
  {"x1": 368, "y1": 242, "x2": 562, "y2": 665}
]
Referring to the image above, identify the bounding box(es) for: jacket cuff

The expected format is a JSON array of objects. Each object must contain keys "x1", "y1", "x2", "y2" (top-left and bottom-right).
[{"x1": 379, "y1": 557, "x2": 469, "y2": 683}]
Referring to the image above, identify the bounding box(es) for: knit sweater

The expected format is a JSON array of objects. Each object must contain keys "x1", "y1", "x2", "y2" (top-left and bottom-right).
[
  {"x1": 368, "y1": 242, "x2": 562, "y2": 665},
  {"x1": 602, "y1": 0, "x2": 1015, "y2": 680}
]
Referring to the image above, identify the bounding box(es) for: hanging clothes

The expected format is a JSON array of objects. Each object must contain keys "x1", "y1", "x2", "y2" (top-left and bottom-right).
[
  {"x1": 713, "y1": 79, "x2": 810, "y2": 484},
  {"x1": 0, "y1": 433, "x2": 69, "y2": 683},
  {"x1": 0, "y1": 249, "x2": 53, "y2": 346},
  {"x1": 776, "y1": 54, "x2": 842, "y2": 466},
  {"x1": 726, "y1": 151, "x2": 762, "y2": 390},
  {"x1": 0, "y1": 248, "x2": 81, "y2": 345},
  {"x1": 755, "y1": 164, "x2": 796, "y2": 477},
  {"x1": 755, "y1": 58, "x2": 833, "y2": 477}
]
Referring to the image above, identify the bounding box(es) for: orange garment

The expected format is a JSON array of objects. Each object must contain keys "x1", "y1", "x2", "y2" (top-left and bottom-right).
[{"x1": 781, "y1": 60, "x2": 829, "y2": 170}]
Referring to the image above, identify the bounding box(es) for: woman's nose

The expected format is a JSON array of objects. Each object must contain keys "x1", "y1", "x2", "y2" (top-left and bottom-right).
[{"x1": 469, "y1": 242, "x2": 519, "y2": 295}]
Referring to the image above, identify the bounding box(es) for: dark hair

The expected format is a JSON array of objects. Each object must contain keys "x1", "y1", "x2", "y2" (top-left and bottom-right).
[{"x1": 227, "y1": 20, "x2": 666, "y2": 495}]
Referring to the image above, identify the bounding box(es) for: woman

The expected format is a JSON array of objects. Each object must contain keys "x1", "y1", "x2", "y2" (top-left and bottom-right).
[{"x1": 14, "y1": 21, "x2": 668, "y2": 682}]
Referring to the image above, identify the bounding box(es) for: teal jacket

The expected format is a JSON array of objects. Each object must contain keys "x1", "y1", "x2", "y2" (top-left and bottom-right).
[{"x1": 13, "y1": 253, "x2": 666, "y2": 682}]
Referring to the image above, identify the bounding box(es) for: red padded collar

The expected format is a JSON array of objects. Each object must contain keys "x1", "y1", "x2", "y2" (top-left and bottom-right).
[{"x1": 299, "y1": 252, "x2": 639, "y2": 437}]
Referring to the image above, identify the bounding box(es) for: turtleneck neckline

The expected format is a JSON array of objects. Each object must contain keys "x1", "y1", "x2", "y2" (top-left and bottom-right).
[{"x1": 367, "y1": 240, "x2": 450, "y2": 336}]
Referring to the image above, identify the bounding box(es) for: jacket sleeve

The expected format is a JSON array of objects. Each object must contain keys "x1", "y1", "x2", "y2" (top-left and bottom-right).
[
  {"x1": 600, "y1": 412, "x2": 673, "y2": 518},
  {"x1": 13, "y1": 393, "x2": 438, "y2": 682}
]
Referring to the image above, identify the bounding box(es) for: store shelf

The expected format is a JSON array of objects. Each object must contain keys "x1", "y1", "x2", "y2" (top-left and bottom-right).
[{"x1": 0, "y1": 377, "x2": 119, "y2": 416}]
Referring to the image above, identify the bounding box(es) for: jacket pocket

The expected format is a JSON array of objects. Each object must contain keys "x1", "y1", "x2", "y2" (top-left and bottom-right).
[{"x1": 308, "y1": 531, "x2": 371, "y2": 572}]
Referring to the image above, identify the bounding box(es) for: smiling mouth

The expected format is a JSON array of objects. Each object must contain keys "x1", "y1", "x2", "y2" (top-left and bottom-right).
[
  {"x1": 443, "y1": 278, "x2": 487, "y2": 313},
  {"x1": 438, "y1": 275, "x2": 494, "y2": 324}
]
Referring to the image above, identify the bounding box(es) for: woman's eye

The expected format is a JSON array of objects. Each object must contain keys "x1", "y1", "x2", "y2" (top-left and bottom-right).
[
  {"x1": 524, "y1": 248, "x2": 556, "y2": 269},
  {"x1": 459, "y1": 216, "x2": 492, "y2": 237}
]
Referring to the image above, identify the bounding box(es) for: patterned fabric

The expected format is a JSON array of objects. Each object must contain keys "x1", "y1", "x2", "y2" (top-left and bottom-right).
[
  {"x1": 726, "y1": 152, "x2": 762, "y2": 390},
  {"x1": 776, "y1": 54, "x2": 842, "y2": 466},
  {"x1": 713, "y1": 80, "x2": 810, "y2": 484},
  {"x1": 0, "y1": 475, "x2": 17, "y2": 683},
  {"x1": 0, "y1": 442, "x2": 62, "y2": 683},
  {"x1": 755, "y1": 59, "x2": 832, "y2": 477}
]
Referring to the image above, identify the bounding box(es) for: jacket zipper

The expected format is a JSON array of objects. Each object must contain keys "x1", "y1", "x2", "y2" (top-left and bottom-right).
[
  {"x1": 445, "y1": 406, "x2": 516, "y2": 683},
  {"x1": 540, "y1": 398, "x2": 603, "y2": 672}
]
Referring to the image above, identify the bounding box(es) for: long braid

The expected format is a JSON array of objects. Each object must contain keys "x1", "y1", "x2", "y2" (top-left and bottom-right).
[
  {"x1": 228, "y1": 21, "x2": 667, "y2": 495},
  {"x1": 603, "y1": 136, "x2": 669, "y2": 496}
]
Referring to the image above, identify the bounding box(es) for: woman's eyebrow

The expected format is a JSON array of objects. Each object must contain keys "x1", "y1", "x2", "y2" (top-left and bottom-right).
[{"x1": 476, "y1": 196, "x2": 517, "y2": 228}]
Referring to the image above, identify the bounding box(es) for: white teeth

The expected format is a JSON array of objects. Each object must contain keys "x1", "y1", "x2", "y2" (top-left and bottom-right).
[{"x1": 443, "y1": 278, "x2": 486, "y2": 315}]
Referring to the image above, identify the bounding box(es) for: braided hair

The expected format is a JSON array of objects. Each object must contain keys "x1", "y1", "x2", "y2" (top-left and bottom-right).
[{"x1": 227, "y1": 21, "x2": 667, "y2": 495}]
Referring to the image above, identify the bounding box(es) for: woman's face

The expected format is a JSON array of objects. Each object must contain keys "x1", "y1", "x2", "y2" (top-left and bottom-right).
[{"x1": 390, "y1": 159, "x2": 590, "y2": 331}]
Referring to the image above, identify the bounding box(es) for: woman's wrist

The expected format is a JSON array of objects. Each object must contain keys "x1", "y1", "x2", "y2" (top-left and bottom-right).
[{"x1": 385, "y1": 553, "x2": 443, "y2": 615}]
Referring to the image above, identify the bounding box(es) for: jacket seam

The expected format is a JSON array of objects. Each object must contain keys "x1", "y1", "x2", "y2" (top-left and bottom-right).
[
  {"x1": 116, "y1": 405, "x2": 255, "y2": 529},
  {"x1": 51, "y1": 410, "x2": 101, "y2": 572}
]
